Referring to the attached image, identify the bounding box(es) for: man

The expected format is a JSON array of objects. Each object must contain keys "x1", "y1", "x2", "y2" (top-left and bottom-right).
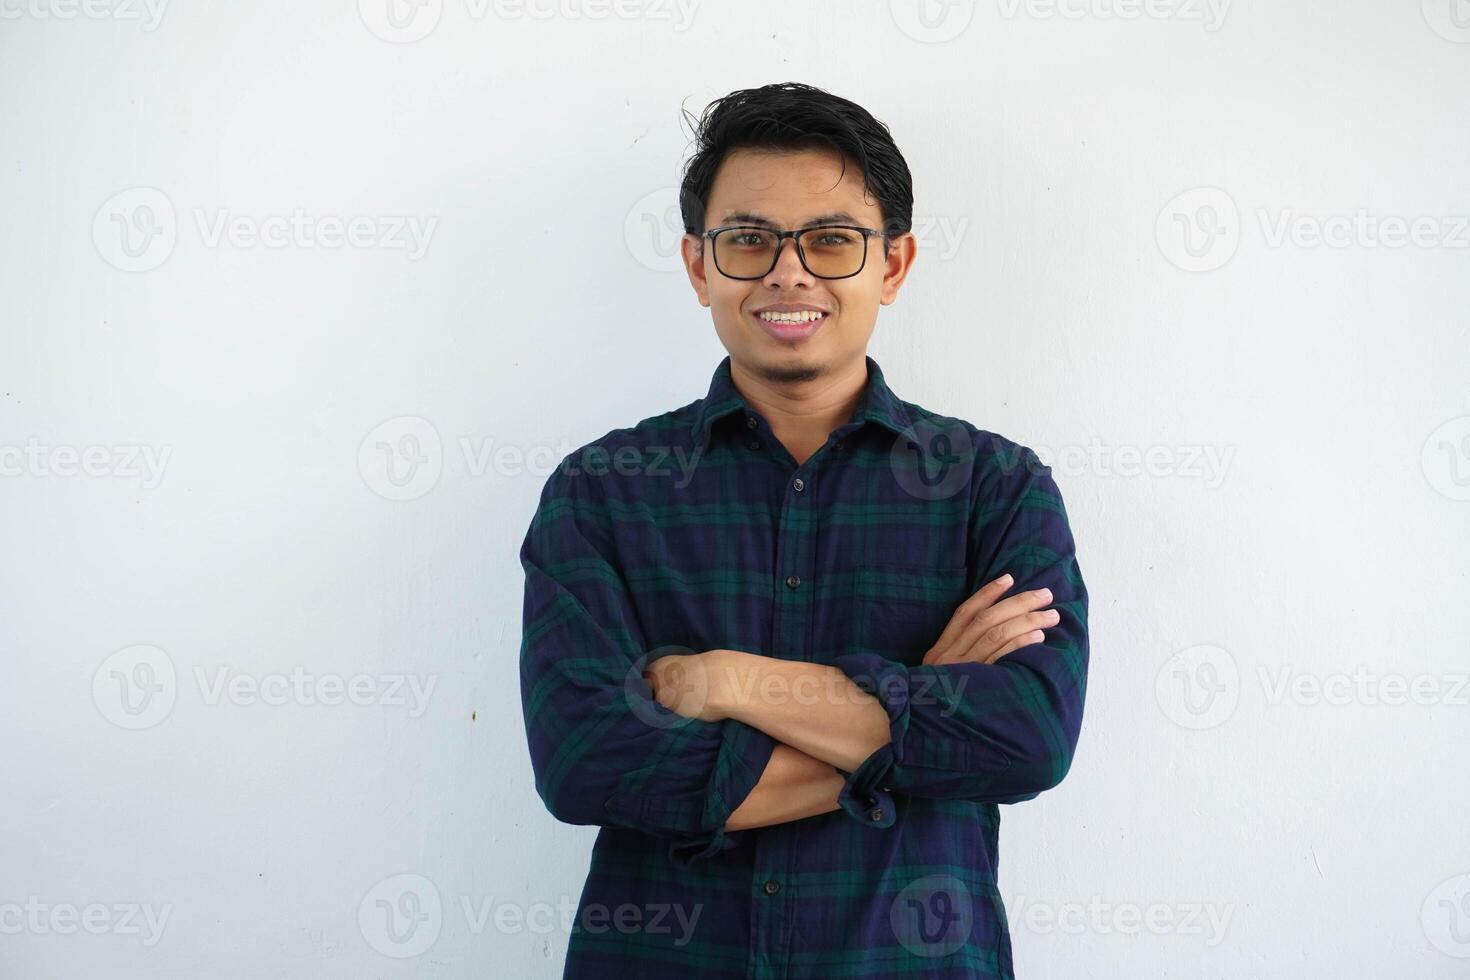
[{"x1": 518, "y1": 82, "x2": 1088, "y2": 979}]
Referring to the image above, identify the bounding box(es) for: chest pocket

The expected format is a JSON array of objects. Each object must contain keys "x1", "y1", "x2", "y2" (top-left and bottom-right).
[{"x1": 848, "y1": 563, "x2": 970, "y2": 665}]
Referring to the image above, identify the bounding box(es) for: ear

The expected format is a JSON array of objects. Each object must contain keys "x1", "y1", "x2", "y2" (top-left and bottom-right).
[
  {"x1": 879, "y1": 232, "x2": 918, "y2": 306},
  {"x1": 681, "y1": 233, "x2": 711, "y2": 308}
]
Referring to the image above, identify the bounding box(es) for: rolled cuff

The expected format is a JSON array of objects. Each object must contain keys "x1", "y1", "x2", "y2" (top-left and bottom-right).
[
  {"x1": 829, "y1": 652, "x2": 911, "y2": 830},
  {"x1": 629, "y1": 720, "x2": 778, "y2": 868}
]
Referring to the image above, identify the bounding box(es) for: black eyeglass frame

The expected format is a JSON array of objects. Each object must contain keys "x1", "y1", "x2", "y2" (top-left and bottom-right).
[{"x1": 701, "y1": 224, "x2": 890, "y2": 281}]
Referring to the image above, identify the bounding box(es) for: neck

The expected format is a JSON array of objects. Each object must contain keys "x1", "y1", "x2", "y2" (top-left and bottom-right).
[{"x1": 729, "y1": 355, "x2": 868, "y2": 464}]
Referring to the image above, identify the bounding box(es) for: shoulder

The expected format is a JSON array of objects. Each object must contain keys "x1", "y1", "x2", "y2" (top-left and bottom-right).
[
  {"x1": 537, "y1": 400, "x2": 700, "y2": 504},
  {"x1": 893, "y1": 396, "x2": 1052, "y2": 496}
]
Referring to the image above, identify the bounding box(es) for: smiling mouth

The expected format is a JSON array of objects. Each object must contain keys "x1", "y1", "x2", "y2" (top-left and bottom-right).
[{"x1": 751, "y1": 309, "x2": 828, "y2": 341}]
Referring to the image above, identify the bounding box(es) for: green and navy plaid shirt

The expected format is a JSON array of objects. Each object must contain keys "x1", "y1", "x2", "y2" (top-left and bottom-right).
[{"x1": 518, "y1": 354, "x2": 1088, "y2": 979}]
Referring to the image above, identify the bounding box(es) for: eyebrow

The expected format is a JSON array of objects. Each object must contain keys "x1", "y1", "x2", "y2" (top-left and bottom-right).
[{"x1": 716, "y1": 211, "x2": 864, "y2": 229}]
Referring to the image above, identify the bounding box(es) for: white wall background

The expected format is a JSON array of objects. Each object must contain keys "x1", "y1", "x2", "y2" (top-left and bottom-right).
[{"x1": 2, "y1": 2, "x2": 1468, "y2": 977}]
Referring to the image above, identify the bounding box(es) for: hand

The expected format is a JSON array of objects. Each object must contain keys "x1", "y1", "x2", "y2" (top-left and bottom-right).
[
  {"x1": 642, "y1": 649, "x2": 742, "y2": 722},
  {"x1": 921, "y1": 573, "x2": 1058, "y2": 666}
]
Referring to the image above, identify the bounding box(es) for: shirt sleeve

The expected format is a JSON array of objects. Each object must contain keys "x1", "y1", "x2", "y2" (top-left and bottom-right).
[
  {"x1": 828, "y1": 442, "x2": 1089, "y2": 826},
  {"x1": 518, "y1": 455, "x2": 778, "y2": 867}
]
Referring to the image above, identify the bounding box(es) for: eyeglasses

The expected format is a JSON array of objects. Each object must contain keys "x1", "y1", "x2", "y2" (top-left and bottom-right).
[{"x1": 703, "y1": 224, "x2": 887, "y2": 281}]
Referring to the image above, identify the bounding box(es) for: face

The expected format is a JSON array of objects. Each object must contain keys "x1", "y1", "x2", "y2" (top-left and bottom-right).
[{"x1": 681, "y1": 147, "x2": 916, "y2": 384}]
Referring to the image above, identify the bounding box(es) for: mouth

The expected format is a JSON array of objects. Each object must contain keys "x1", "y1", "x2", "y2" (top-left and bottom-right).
[{"x1": 750, "y1": 308, "x2": 829, "y2": 342}]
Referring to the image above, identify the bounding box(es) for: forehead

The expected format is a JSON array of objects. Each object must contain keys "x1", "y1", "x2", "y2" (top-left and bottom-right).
[{"x1": 705, "y1": 146, "x2": 882, "y2": 227}]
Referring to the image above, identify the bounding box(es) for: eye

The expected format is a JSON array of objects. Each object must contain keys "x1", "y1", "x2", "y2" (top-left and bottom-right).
[{"x1": 809, "y1": 230, "x2": 859, "y2": 248}]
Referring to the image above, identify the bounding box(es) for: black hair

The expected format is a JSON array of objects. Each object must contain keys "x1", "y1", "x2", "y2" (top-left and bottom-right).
[{"x1": 678, "y1": 82, "x2": 914, "y2": 244}]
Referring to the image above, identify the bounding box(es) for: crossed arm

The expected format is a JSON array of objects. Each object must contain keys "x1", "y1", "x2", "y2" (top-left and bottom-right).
[
  {"x1": 519, "y1": 445, "x2": 1087, "y2": 865},
  {"x1": 647, "y1": 573, "x2": 1062, "y2": 830}
]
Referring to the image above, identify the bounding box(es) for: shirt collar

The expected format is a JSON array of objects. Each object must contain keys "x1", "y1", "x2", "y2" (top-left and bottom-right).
[{"x1": 690, "y1": 354, "x2": 913, "y2": 450}]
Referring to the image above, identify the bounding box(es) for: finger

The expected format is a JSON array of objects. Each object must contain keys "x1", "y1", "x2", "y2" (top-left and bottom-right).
[
  {"x1": 954, "y1": 587, "x2": 1052, "y2": 651},
  {"x1": 929, "y1": 573, "x2": 1015, "y2": 656},
  {"x1": 932, "y1": 617, "x2": 1028, "y2": 665},
  {"x1": 949, "y1": 584, "x2": 1052, "y2": 648},
  {"x1": 949, "y1": 573, "x2": 1015, "y2": 622},
  {"x1": 980, "y1": 629, "x2": 1046, "y2": 664},
  {"x1": 980, "y1": 587, "x2": 1054, "y2": 626},
  {"x1": 930, "y1": 646, "x2": 969, "y2": 666},
  {"x1": 924, "y1": 641, "x2": 957, "y2": 665},
  {"x1": 958, "y1": 607, "x2": 1058, "y2": 664}
]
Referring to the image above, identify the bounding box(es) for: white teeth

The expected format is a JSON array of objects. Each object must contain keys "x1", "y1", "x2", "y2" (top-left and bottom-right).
[{"x1": 758, "y1": 311, "x2": 825, "y2": 323}]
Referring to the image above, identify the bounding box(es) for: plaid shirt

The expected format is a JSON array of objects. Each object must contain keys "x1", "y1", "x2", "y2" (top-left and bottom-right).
[{"x1": 518, "y1": 355, "x2": 1089, "y2": 979}]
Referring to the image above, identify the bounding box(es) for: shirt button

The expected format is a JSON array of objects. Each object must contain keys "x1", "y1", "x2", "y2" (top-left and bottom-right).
[
  {"x1": 869, "y1": 808, "x2": 885, "y2": 822},
  {"x1": 746, "y1": 416, "x2": 757, "y2": 429},
  {"x1": 792, "y1": 478, "x2": 804, "y2": 492},
  {"x1": 785, "y1": 575, "x2": 801, "y2": 589},
  {"x1": 763, "y1": 879, "x2": 780, "y2": 895},
  {"x1": 747, "y1": 440, "x2": 760, "y2": 450}
]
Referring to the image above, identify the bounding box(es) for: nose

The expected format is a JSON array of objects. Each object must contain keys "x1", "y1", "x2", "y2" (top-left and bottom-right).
[{"x1": 761, "y1": 236, "x2": 815, "y2": 289}]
